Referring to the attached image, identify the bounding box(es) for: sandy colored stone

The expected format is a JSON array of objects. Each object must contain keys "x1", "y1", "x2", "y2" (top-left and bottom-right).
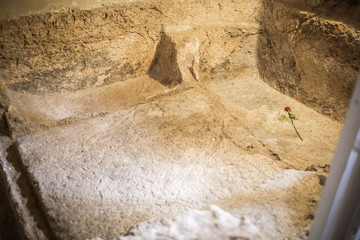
[
  {"x1": 1, "y1": 0, "x2": 356, "y2": 137},
  {"x1": 17, "y1": 86, "x2": 283, "y2": 239},
  {"x1": 115, "y1": 205, "x2": 264, "y2": 240},
  {"x1": 0, "y1": 136, "x2": 54, "y2": 240},
  {"x1": 258, "y1": 0, "x2": 360, "y2": 121},
  {"x1": 0, "y1": 0, "x2": 357, "y2": 239},
  {"x1": 90, "y1": 170, "x2": 322, "y2": 240},
  {"x1": 0, "y1": 0, "x2": 263, "y2": 138},
  {"x1": 16, "y1": 68, "x2": 341, "y2": 239},
  {"x1": 0, "y1": 136, "x2": 21, "y2": 240},
  {"x1": 210, "y1": 169, "x2": 323, "y2": 239}
]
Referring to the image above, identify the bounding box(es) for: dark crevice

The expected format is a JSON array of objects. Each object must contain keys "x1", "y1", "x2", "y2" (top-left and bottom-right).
[
  {"x1": 148, "y1": 32, "x2": 182, "y2": 87},
  {"x1": 0, "y1": 153, "x2": 22, "y2": 240},
  {"x1": 5, "y1": 144, "x2": 58, "y2": 240},
  {"x1": 0, "y1": 110, "x2": 10, "y2": 137}
]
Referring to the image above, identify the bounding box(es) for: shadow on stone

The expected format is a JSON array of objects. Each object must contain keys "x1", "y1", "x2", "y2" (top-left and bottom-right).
[
  {"x1": 256, "y1": 0, "x2": 360, "y2": 122},
  {"x1": 5, "y1": 145, "x2": 56, "y2": 240},
  {"x1": 0, "y1": 148, "x2": 21, "y2": 240},
  {"x1": 148, "y1": 32, "x2": 182, "y2": 87}
]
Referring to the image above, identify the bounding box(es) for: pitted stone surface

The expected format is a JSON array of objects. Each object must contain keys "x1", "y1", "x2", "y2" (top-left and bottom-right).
[
  {"x1": 17, "y1": 87, "x2": 283, "y2": 239},
  {"x1": 0, "y1": 0, "x2": 357, "y2": 239},
  {"x1": 16, "y1": 73, "x2": 341, "y2": 239},
  {"x1": 109, "y1": 205, "x2": 264, "y2": 240}
]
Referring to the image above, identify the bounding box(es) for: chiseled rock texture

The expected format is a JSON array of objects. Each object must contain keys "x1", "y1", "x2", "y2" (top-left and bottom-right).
[
  {"x1": 0, "y1": 0, "x2": 261, "y2": 138},
  {"x1": 95, "y1": 205, "x2": 265, "y2": 240},
  {"x1": 16, "y1": 87, "x2": 283, "y2": 239},
  {"x1": 0, "y1": 136, "x2": 22, "y2": 240},
  {"x1": 1, "y1": 0, "x2": 358, "y2": 138},
  {"x1": 15, "y1": 73, "x2": 341, "y2": 239},
  {"x1": 0, "y1": 0, "x2": 358, "y2": 239},
  {"x1": 257, "y1": 0, "x2": 360, "y2": 122},
  {"x1": 90, "y1": 170, "x2": 322, "y2": 240}
]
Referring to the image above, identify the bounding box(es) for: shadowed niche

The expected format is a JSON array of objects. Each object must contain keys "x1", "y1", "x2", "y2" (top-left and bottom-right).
[{"x1": 148, "y1": 32, "x2": 182, "y2": 87}]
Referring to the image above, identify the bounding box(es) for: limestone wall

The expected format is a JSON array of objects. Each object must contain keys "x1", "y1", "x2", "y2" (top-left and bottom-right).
[
  {"x1": 0, "y1": 0, "x2": 149, "y2": 19},
  {"x1": 257, "y1": 0, "x2": 360, "y2": 122},
  {"x1": 0, "y1": 0, "x2": 359, "y2": 129},
  {"x1": 0, "y1": 1, "x2": 355, "y2": 239},
  {"x1": 0, "y1": 0, "x2": 262, "y2": 137}
]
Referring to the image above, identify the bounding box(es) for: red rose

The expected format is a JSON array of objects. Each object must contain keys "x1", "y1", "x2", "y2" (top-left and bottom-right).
[{"x1": 284, "y1": 107, "x2": 291, "y2": 112}]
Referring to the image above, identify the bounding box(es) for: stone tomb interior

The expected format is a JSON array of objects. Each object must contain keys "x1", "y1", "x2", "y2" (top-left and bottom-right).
[{"x1": 0, "y1": 0, "x2": 359, "y2": 239}]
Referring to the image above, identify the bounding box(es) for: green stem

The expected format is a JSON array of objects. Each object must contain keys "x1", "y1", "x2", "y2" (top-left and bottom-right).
[{"x1": 291, "y1": 118, "x2": 303, "y2": 141}]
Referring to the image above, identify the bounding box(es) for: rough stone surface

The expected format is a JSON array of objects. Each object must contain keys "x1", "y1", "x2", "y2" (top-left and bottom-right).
[
  {"x1": 0, "y1": 0, "x2": 261, "y2": 138},
  {"x1": 211, "y1": 170, "x2": 323, "y2": 239},
  {"x1": 0, "y1": 0, "x2": 357, "y2": 239},
  {"x1": 258, "y1": 0, "x2": 360, "y2": 122},
  {"x1": 16, "y1": 69, "x2": 341, "y2": 239},
  {"x1": 0, "y1": 136, "x2": 55, "y2": 240},
  {"x1": 16, "y1": 87, "x2": 283, "y2": 239},
  {"x1": 0, "y1": 0, "x2": 356, "y2": 136},
  {"x1": 100, "y1": 205, "x2": 264, "y2": 240},
  {"x1": 90, "y1": 170, "x2": 321, "y2": 240},
  {"x1": 0, "y1": 136, "x2": 21, "y2": 240}
]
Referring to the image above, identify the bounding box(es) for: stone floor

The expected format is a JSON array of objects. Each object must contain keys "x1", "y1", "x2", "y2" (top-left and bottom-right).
[
  {"x1": 2, "y1": 68, "x2": 342, "y2": 239},
  {"x1": 0, "y1": 0, "x2": 357, "y2": 239}
]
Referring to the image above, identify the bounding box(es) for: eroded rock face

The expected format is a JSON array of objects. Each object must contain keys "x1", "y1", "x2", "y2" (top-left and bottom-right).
[
  {"x1": 14, "y1": 69, "x2": 341, "y2": 239},
  {"x1": 0, "y1": 5, "x2": 160, "y2": 94},
  {"x1": 89, "y1": 169, "x2": 323, "y2": 240},
  {"x1": 148, "y1": 32, "x2": 183, "y2": 87},
  {"x1": 0, "y1": 0, "x2": 262, "y2": 138},
  {"x1": 0, "y1": 0, "x2": 357, "y2": 138},
  {"x1": 16, "y1": 87, "x2": 281, "y2": 239},
  {"x1": 0, "y1": 0, "x2": 357, "y2": 240},
  {"x1": 110, "y1": 205, "x2": 264, "y2": 240},
  {"x1": 258, "y1": 0, "x2": 360, "y2": 122}
]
